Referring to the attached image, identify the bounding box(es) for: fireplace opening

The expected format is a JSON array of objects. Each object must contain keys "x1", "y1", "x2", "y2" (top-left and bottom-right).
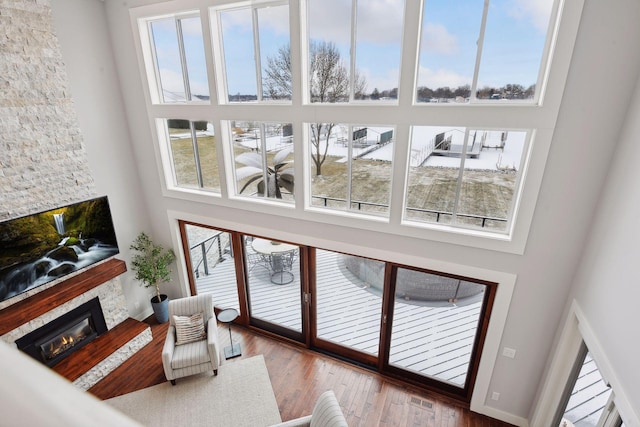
[
  {"x1": 40, "y1": 316, "x2": 93, "y2": 362},
  {"x1": 16, "y1": 297, "x2": 108, "y2": 367}
]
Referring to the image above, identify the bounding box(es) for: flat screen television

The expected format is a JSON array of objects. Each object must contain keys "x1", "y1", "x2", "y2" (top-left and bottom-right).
[{"x1": 0, "y1": 196, "x2": 120, "y2": 303}]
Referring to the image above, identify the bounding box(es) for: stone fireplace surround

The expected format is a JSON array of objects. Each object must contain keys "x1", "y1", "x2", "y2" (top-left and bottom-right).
[{"x1": 0, "y1": 258, "x2": 152, "y2": 390}]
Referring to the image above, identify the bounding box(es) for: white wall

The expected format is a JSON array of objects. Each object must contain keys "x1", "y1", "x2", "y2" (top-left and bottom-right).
[
  {"x1": 51, "y1": 0, "x2": 153, "y2": 320},
  {"x1": 567, "y1": 61, "x2": 640, "y2": 424},
  {"x1": 50, "y1": 0, "x2": 640, "y2": 421},
  {"x1": 532, "y1": 1, "x2": 640, "y2": 424}
]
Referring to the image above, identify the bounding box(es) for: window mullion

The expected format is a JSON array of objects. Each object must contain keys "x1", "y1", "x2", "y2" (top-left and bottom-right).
[
  {"x1": 252, "y1": 7, "x2": 263, "y2": 102},
  {"x1": 347, "y1": 125, "x2": 353, "y2": 210},
  {"x1": 175, "y1": 18, "x2": 192, "y2": 102},
  {"x1": 451, "y1": 129, "x2": 471, "y2": 223},
  {"x1": 148, "y1": 22, "x2": 164, "y2": 104},
  {"x1": 470, "y1": 0, "x2": 490, "y2": 103},
  {"x1": 349, "y1": 0, "x2": 358, "y2": 101},
  {"x1": 260, "y1": 123, "x2": 269, "y2": 197},
  {"x1": 190, "y1": 121, "x2": 204, "y2": 188}
]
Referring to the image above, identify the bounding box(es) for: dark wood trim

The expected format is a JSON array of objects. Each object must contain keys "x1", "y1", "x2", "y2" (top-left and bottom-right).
[
  {"x1": 378, "y1": 263, "x2": 396, "y2": 372},
  {"x1": 0, "y1": 258, "x2": 127, "y2": 336},
  {"x1": 52, "y1": 317, "x2": 148, "y2": 382},
  {"x1": 178, "y1": 220, "x2": 197, "y2": 296},
  {"x1": 307, "y1": 246, "x2": 317, "y2": 349},
  {"x1": 462, "y1": 280, "x2": 498, "y2": 401},
  {"x1": 232, "y1": 233, "x2": 250, "y2": 325}
]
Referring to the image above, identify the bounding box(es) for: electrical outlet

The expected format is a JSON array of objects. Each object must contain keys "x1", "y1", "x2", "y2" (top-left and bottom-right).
[
  {"x1": 491, "y1": 392, "x2": 500, "y2": 401},
  {"x1": 134, "y1": 301, "x2": 140, "y2": 310},
  {"x1": 502, "y1": 347, "x2": 516, "y2": 358}
]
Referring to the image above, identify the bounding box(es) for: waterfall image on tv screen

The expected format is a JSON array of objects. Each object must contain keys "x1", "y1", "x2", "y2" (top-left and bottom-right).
[{"x1": 0, "y1": 196, "x2": 120, "y2": 303}]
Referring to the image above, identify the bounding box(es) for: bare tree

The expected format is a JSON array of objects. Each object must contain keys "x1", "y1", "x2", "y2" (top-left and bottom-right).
[
  {"x1": 264, "y1": 41, "x2": 367, "y2": 175},
  {"x1": 264, "y1": 45, "x2": 292, "y2": 100}
]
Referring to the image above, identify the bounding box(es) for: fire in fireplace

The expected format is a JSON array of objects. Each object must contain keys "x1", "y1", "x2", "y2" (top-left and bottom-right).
[
  {"x1": 41, "y1": 317, "x2": 93, "y2": 361},
  {"x1": 16, "y1": 297, "x2": 108, "y2": 367}
]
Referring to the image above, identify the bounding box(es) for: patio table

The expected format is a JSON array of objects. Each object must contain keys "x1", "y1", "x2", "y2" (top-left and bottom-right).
[{"x1": 251, "y1": 238, "x2": 297, "y2": 284}]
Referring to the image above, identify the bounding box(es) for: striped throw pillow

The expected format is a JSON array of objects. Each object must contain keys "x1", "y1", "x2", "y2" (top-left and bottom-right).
[{"x1": 174, "y1": 312, "x2": 206, "y2": 345}]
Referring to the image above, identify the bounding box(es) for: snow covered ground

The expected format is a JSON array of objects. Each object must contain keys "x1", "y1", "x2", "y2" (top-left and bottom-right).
[{"x1": 172, "y1": 122, "x2": 527, "y2": 172}]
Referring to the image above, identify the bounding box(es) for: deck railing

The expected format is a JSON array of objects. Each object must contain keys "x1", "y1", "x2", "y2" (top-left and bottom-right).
[
  {"x1": 310, "y1": 195, "x2": 507, "y2": 228},
  {"x1": 190, "y1": 232, "x2": 226, "y2": 277}
]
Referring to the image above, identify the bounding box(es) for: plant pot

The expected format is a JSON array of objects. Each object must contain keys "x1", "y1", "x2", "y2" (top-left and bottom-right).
[{"x1": 151, "y1": 294, "x2": 169, "y2": 323}]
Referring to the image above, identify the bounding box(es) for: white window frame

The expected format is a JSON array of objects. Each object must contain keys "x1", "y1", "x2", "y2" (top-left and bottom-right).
[
  {"x1": 130, "y1": 0, "x2": 584, "y2": 255},
  {"x1": 209, "y1": 0, "x2": 291, "y2": 104},
  {"x1": 143, "y1": 10, "x2": 210, "y2": 105}
]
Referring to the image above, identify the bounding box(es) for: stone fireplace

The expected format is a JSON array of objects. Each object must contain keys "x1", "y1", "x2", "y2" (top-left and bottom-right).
[{"x1": 0, "y1": 258, "x2": 151, "y2": 390}]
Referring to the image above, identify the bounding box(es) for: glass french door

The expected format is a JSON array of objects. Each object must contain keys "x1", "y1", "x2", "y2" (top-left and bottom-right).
[
  {"x1": 312, "y1": 249, "x2": 383, "y2": 366},
  {"x1": 382, "y1": 266, "x2": 492, "y2": 398},
  {"x1": 180, "y1": 223, "x2": 496, "y2": 401},
  {"x1": 311, "y1": 250, "x2": 493, "y2": 400},
  {"x1": 243, "y1": 235, "x2": 303, "y2": 340},
  {"x1": 181, "y1": 222, "x2": 240, "y2": 311}
]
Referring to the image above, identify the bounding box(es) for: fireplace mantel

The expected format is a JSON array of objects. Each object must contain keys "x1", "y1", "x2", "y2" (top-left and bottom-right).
[{"x1": 0, "y1": 258, "x2": 126, "y2": 336}]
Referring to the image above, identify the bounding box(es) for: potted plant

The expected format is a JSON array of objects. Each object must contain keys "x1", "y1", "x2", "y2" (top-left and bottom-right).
[{"x1": 129, "y1": 232, "x2": 176, "y2": 323}]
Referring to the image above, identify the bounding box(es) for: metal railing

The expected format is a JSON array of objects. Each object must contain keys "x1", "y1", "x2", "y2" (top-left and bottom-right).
[
  {"x1": 237, "y1": 193, "x2": 507, "y2": 228},
  {"x1": 190, "y1": 232, "x2": 227, "y2": 278},
  {"x1": 310, "y1": 195, "x2": 507, "y2": 228}
]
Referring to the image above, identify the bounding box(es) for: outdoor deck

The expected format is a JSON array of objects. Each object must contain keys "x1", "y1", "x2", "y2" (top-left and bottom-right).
[{"x1": 194, "y1": 248, "x2": 482, "y2": 387}]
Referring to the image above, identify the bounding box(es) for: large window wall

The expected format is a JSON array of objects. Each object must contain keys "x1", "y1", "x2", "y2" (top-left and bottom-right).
[{"x1": 133, "y1": 0, "x2": 583, "y2": 253}]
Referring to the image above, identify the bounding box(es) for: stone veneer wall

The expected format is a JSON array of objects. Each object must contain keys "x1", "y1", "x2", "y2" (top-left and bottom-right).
[{"x1": 0, "y1": 0, "x2": 96, "y2": 221}]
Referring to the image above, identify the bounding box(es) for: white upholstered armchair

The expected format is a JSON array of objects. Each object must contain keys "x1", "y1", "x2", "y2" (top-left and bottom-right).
[{"x1": 162, "y1": 294, "x2": 221, "y2": 385}]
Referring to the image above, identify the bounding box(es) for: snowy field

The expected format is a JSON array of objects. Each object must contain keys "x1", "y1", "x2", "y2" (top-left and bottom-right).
[
  {"x1": 170, "y1": 122, "x2": 526, "y2": 172},
  {"x1": 230, "y1": 124, "x2": 525, "y2": 172}
]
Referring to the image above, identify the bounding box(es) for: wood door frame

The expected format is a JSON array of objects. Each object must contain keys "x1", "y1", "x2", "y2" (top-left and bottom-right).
[
  {"x1": 178, "y1": 221, "x2": 498, "y2": 403},
  {"x1": 308, "y1": 248, "x2": 383, "y2": 370},
  {"x1": 378, "y1": 263, "x2": 498, "y2": 402}
]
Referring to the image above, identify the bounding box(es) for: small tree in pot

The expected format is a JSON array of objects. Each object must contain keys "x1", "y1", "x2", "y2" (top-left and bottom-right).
[{"x1": 130, "y1": 232, "x2": 176, "y2": 323}]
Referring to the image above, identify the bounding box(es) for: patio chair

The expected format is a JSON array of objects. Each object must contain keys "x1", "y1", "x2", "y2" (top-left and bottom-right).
[
  {"x1": 269, "y1": 249, "x2": 296, "y2": 285},
  {"x1": 246, "y1": 250, "x2": 272, "y2": 275},
  {"x1": 162, "y1": 294, "x2": 221, "y2": 385}
]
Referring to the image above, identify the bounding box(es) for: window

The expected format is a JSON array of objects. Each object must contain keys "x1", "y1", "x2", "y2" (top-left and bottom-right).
[
  {"x1": 229, "y1": 120, "x2": 295, "y2": 202},
  {"x1": 148, "y1": 14, "x2": 209, "y2": 103},
  {"x1": 405, "y1": 127, "x2": 527, "y2": 231},
  {"x1": 309, "y1": 124, "x2": 394, "y2": 216},
  {"x1": 158, "y1": 119, "x2": 219, "y2": 192},
  {"x1": 306, "y1": 0, "x2": 405, "y2": 102},
  {"x1": 133, "y1": 0, "x2": 582, "y2": 252},
  {"x1": 213, "y1": 3, "x2": 291, "y2": 102},
  {"x1": 416, "y1": 0, "x2": 556, "y2": 103}
]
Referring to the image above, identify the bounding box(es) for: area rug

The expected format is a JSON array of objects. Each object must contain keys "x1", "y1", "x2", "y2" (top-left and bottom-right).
[{"x1": 106, "y1": 355, "x2": 282, "y2": 427}]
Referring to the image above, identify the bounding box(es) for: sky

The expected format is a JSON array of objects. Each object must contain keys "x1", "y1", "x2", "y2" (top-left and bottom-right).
[{"x1": 150, "y1": 0, "x2": 554, "y2": 99}]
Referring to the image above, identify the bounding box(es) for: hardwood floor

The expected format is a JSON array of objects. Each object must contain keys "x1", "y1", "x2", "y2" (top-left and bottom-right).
[{"x1": 89, "y1": 316, "x2": 515, "y2": 426}]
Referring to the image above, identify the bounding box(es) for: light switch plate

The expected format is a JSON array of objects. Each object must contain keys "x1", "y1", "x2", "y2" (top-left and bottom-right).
[{"x1": 503, "y1": 347, "x2": 516, "y2": 358}]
